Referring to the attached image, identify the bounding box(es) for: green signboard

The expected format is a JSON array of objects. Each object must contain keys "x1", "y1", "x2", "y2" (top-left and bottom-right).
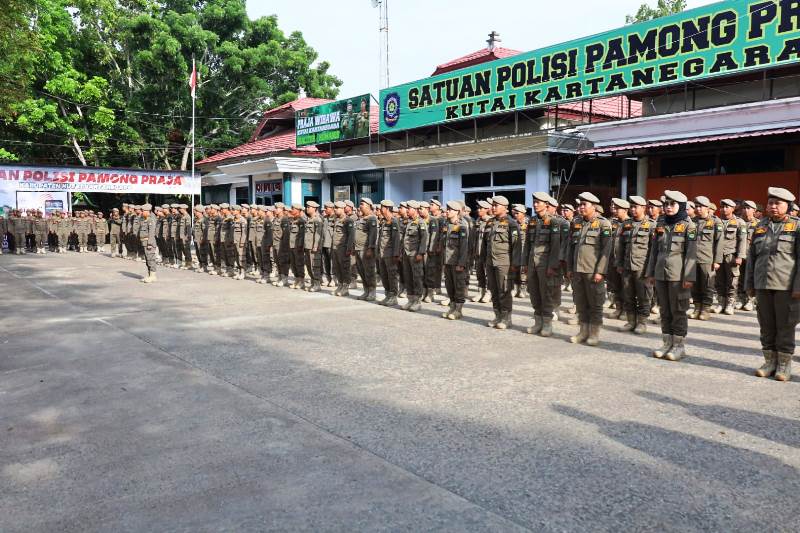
[
  {"x1": 296, "y1": 94, "x2": 371, "y2": 146},
  {"x1": 379, "y1": 0, "x2": 800, "y2": 133}
]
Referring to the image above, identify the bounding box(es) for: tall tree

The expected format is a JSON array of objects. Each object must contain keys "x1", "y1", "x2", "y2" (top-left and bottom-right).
[
  {"x1": 2, "y1": 0, "x2": 341, "y2": 169},
  {"x1": 626, "y1": 0, "x2": 686, "y2": 24}
]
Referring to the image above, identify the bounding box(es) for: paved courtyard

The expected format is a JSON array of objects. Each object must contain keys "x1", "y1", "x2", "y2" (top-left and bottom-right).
[{"x1": 1, "y1": 252, "x2": 799, "y2": 532}]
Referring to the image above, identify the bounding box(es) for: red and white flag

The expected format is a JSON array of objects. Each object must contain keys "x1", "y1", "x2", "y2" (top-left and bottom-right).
[{"x1": 189, "y1": 58, "x2": 197, "y2": 98}]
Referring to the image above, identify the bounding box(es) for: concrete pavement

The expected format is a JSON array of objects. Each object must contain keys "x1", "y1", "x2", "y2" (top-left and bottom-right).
[{"x1": 1, "y1": 252, "x2": 799, "y2": 532}]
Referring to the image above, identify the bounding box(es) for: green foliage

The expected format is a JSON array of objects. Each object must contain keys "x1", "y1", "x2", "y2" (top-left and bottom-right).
[
  {"x1": 1, "y1": 0, "x2": 342, "y2": 169},
  {"x1": 626, "y1": 0, "x2": 687, "y2": 23}
]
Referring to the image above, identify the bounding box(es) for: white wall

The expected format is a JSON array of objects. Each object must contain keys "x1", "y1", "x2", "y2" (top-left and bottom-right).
[{"x1": 384, "y1": 153, "x2": 549, "y2": 208}]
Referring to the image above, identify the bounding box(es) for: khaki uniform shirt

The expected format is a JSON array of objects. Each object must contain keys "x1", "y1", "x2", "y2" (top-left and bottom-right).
[
  {"x1": 524, "y1": 214, "x2": 562, "y2": 271},
  {"x1": 567, "y1": 215, "x2": 612, "y2": 275},
  {"x1": 354, "y1": 214, "x2": 378, "y2": 252},
  {"x1": 402, "y1": 216, "x2": 429, "y2": 257},
  {"x1": 745, "y1": 216, "x2": 800, "y2": 292},
  {"x1": 443, "y1": 220, "x2": 470, "y2": 267},
  {"x1": 617, "y1": 217, "x2": 655, "y2": 273},
  {"x1": 694, "y1": 215, "x2": 723, "y2": 265},
  {"x1": 378, "y1": 218, "x2": 402, "y2": 258},
  {"x1": 304, "y1": 215, "x2": 324, "y2": 252},
  {"x1": 646, "y1": 217, "x2": 698, "y2": 282},
  {"x1": 486, "y1": 215, "x2": 522, "y2": 267},
  {"x1": 718, "y1": 216, "x2": 747, "y2": 259}
]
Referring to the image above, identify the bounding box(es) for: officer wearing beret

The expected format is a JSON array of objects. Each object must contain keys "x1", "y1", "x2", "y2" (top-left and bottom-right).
[
  {"x1": 139, "y1": 204, "x2": 158, "y2": 283},
  {"x1": 714, "y1": 198, "x2": 747, "y2": 315},
  {"x1": 616, "y1": 196, "x2": 655, "y2": 334},
  {"x1": 288, "y1": 203, "x2": 306, "y2": 288},
  {"x1": 259, "y1": 206, "x2": 275, "y2": 284},
  {"x1": 485, "y1": 196, "x2": 523, "y2": 329},
  {"x1": 304, "y1": 201, "x2": 324, "y2": 292},
  {"x1": 209, "y1": 204, "x2": 224, "y2": 275},
  {"x1": 377, "y1": 200, "x2": 402, "y2": 306},
  {"x1": 233, "y1": 205, "x2": 249, "y2": 279},
  {"x1": 331, "y1": 201, "x2": 356, "y2": 296},
  {"x1": 736, "y1": 200, "x2": 759, "y2": 311},
  {"x1": 192, "y1": 205, "x2": 207, "y2": 272},
  {"x1": 108, "y1": 208, "x2": 122, "y2": 257},
  {"x1": 605, "y1": 198, "x2": 630, "y2": 318},
  {"x1": 511, "y1": 204, "x2": 529, "y2": 300},
  {"x1": 354, "y1": 198, "x2": 379, "y2": 301},
  {"x1": 440, "y1": 200, "x2": 470, "y2": 320},
  {"x1": 567, "y1": 192, "x2": 613, "y2": 345},
  {"x1": 524, "y1": 192, "x2": 562, "y2": 336},
  {"x1": 690, "y1": 196, "x2": 723, "y2": 320},
  {"x1": 165, "y1": 203, "x2": 178, "y2": 267},
  {"x1": 646, "y1": 190, "x2": 697, "y2": 361},
  {"x1": 745, "y1": 187, "x2": 800, "y2": 382},
  {"x1": 271, "y1": 203, "x2": 291, "y2": 287},
  {"x1": 401, "y1": 200, "x2": 429, "y2": 311},
  {"x1": 472, "y1": 200, "x2": 493, "y2": 303},
  {"x1": 420, "y1": 200, "x2": 442, "y2": 303},
  {"x1": 321, "y1": 201, "x2": 336, "y2": 286},
  {"x1": 220, "y1": 204, "x2": 236, "y2": 277}
]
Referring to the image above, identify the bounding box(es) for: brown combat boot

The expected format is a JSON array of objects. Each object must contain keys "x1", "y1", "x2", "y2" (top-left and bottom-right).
[
  {"x1": 448, "y1": 303, "x2": 463, "y2": 320},
  {"x1": 526, "y1": 315, "x2": 543, "y2": 335},
  {"x1": 620, "y1": 313, "x2": 636, "y2": 332},
  {"x1": 570, "y1": 323, "x2": 590, "y2": 344},
  {"x1": 633, "y1": 316, "x2": 647, "y2": 335},
  {"x1": 665, "y1": 336, "x2": 686, "y2": 361},
  {"x1": 652, "y1": 335, "x2": 672, "y2": 359},
  {"x1": 495, "y1": 312, "x2": 511, "y2": 330},
  {"x1": 690, "y1": 305, "x2": 701, "y2": 320},
  {"x1": 540, "y1": 317, "x2": 553, "y2": 337},
  {"x1": 442, "y1": 303, "x2": 456, "y2": 319},
  {"x1": 755, "y1": 350, "x2": 778, "y2": 378},
  {"x1": 487, "y1": 310, "x2": 501, "y2": 328},
  {"x1": 774, "y1": 353, "x2": 793, "y2": 382},
  {"x1": 586, "y1": 324, "x2": 601, "y2": 346}
]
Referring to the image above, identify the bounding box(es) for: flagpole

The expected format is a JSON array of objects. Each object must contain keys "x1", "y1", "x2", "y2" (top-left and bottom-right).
[{"x1": 190, "y1": 56, "x2": 196, "y2": 244}]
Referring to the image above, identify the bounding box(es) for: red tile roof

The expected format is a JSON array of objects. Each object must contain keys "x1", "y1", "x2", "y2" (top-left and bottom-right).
[
  {"x1": 250, "y1": 97, "x2": 333, "y2": 141},
  {"x1": 432, "y1": 47, "x2": 522, "y2": 75},
  {"x1": 197, "y1": 130, "x2": 326, "y2": 166}
]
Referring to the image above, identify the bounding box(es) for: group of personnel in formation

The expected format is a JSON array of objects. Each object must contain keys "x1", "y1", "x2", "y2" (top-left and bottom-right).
[
  {"x1": 0, "y1": 208, "x2": 112, "y2": 254},
  {"x1": 4, "y1": 187, "x2": 798, "y2": 383}
]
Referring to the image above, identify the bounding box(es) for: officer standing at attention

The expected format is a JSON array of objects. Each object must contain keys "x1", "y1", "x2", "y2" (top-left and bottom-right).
[
  {"x1": 421, "y1": 201, "x2": 442, "y2": 303},
  {"x1": 288, "y1": 203, "x2": 306, "y2": 288},
  {"x1": 178, "y1": 204, "x2": 192, "y2": 269},
  {"x1": 485, "y1": 196, "x2": 522, "y2": 330},
  {"x1": 401, "y1": 200, "x2": 429, "y2": 312},
  {"x1": 110, "y1": 208, "x2": 122, "y2": 256},
  {"x1": 524, "y1": 192, "x2": 562, "y2": 337},
  {"x1": 745, "y1": 187, "x2": 800, "y2": 382},
  {"x1": 736, "y1": 200, "x2": 759, "y2": 311},
  {"x1": 567, "y1": 192, "x2": 612, "y2": 346},
  {"x1": 616, "y1": 196, "x2": 655, "y2": 334},
  {"x1": 271, "y1": 203, "x2": 291, "y2": 287},
  {"x1": 331, "y1": 201, "x2": 355, "y2": 296},
  {"x1": 192, "y1": 204, "x2": 207, "y2": 272},
  {"x1": 233, "y1": 205, "x2": 249, "y2": 280},
  {"x1": 94, "y1": 212, "x2": 108, "y2": 254},
  {"x1": 441, "y1": 200, "x2": 470, "y2": 320},
  {"x1": 377, "y1": 200, "x2": 402, "y2": 306},
  {"x1": 353, "y1": 198, "x2": 379, "y2": 301},
  {"x1": 472, "y1": 200, "x2": 493, "y2": 303},
  {"x1": 303, "y1": 201, "x2": 324, "y2": 292},
  {"x1": 646, "y1": 190, "x2": 697, "y2": 361},
  {"x1": 259, "y1": 206, "x2": 274, "y2": 284},
  {"x1": 209, "y1": 204, "x2": 223, "y2": 275},
  {"x1": 139, "y1": 204, "x2": 158, "y2": 283},
  {"x1": 511, "y1": 204, "x2": 529, "y2": 300},
  {"x1": 246, "y1": 206, "x2": 262, "y2": 277},
  {"x1": 321, "y1": 202, "x2": 335, "y2": 287},
  {"x1": 714, "y1": 198, "x2": 747, "y2": 315},
  {"x1": 155, "y1": 205, "x2": 166, "y2": 261},
  {"x1": 606, "y1": 198, "x2": 630, "y2": 319},
  {"x1": 690, "y1": 196, "x2": 723, "y2": 320},
  {"x1": 221, "y1": 204, "x2": 235, "y2": 277}
]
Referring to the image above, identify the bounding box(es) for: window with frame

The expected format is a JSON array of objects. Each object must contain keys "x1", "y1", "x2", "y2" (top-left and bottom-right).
[{"x1": 462, "y1": 170, "x2": 525, "y2": 189}]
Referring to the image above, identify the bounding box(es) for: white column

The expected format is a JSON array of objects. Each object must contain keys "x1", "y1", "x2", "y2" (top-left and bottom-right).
[
  {"x1": 291, "y1": 175, "x2": 302, "y2": 203},
  {"x1": 525, "y1": 153, "x2": 549, "y2": 207},
  {"x1": 637, "y1": 157, "x2": 648, "y2": 197}
]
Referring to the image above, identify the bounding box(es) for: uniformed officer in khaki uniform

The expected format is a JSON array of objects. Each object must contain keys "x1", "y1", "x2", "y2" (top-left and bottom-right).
[
  {"x1": 511, "y1": 204, "x2": 529, "y2": 300},
  {"x1": 714, "y1": 198, "x2": 747, "y2": 315},
  {"x1": 485, "y1": 196, "x2": 523, "y2": 330},
  {"x1": 303, "y1": 201, "x2": 324, "y2": 292},
  {"x1": 745, "y1": 187, "x2": 800, "y2": 382},
  {"x1": 736, "y1": 200, "x2": 759, "y2": 311},
  {"x1": 401, "y1": 200, "x2": 429, "y2": 311},
  {"x1": 616, "y1": 196, "x2": 654, "y2": 334},
  {"x1": 353, "y1": 198, "x2": 379, "y2": 301},
  {"x1": 523, "y1": 192, "x2": 562, "y2": 336},
  {"x1": 420, "y1": 201, "x2": 442, "y2": 303},
  {"x1": 208, "y1": 204, "x2": 223, "y2": 275},
  {"x1": 331, "y1": 201, "x2": 355, "y2": 296},
  {"x1": 439, "y1": 200, "x2": 470, "y2": 320},
  {"x1": 271, "y1": 203, "x2": 291, "y2": 286},
  {"x1": 567, "y1": 192, "x2": 612, "y2": 346},
  {"x1": 139, "y1": 204, "x2": 158, "y2": 283},
  {"x1": 258, "y1": 206, "x2": 274, "y2": 284},
  {"x1": 605, "y1": 198, "x2": 630, "y2": 318},
  {"x1": 287, "y1": 203, "x2": 306, "y2": 288},
  {"x1": 377, "y1": 200, "x2": 402, "y2": 306},
  {"x1": 192, "y1": 204, "x2": 207, "y2": 271},
  {"x1": 646, "y1": 190, "x2": 697, "y2": 361},
  {"x1": 233, "y1": 205, "x2": 249, "y2": 280},
  {"x1": 321, "y1": 202, "x2": 335, "y2": 286},
  {"x1": 472, "y1": 200, "x2": 493, "y2": 303},
  {"x1": 691, "y1": 196, "x2": 723, "y2": 320}
]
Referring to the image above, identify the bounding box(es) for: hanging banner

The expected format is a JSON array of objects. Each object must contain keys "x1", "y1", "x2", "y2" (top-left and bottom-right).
[
  {"x1": 0, "y1": 165, "x2": 199, "y2": 195},
  {"x1": 296, "y1": 94, "x2": 371, "y2": 146},
  {"x1": 379, "y1": 0, "x2": 800, "y2": 133}
]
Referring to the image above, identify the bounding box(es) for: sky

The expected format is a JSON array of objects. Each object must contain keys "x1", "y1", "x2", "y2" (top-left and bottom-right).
[{"x1": 247, "y1": 0, "x2": 720, "y2": 100}]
